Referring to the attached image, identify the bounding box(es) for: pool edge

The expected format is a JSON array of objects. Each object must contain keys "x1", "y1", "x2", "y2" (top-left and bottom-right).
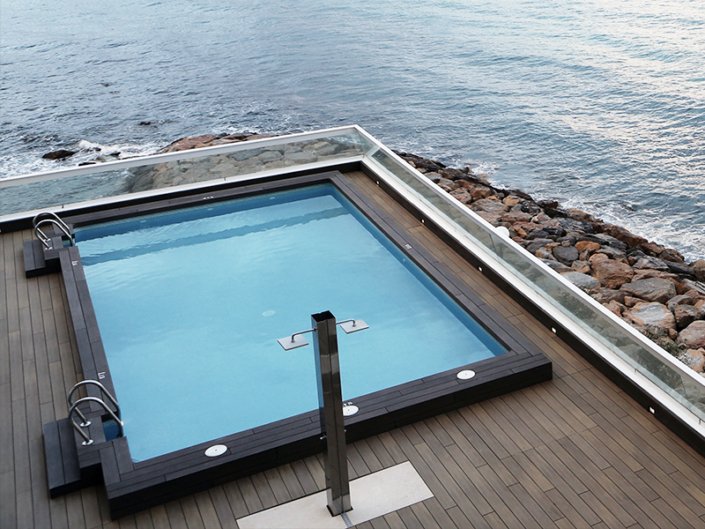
[{"x1": 42, "y1": 169, "x2": 553, "y2": 518}]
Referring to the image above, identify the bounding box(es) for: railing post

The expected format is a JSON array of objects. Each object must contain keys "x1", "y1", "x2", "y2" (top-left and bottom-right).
[{"x1": 311, "y1": 310, "x2": 352, "y2": 516}]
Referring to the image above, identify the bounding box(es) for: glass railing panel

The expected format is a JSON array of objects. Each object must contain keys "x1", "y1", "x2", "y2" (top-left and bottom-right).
[
  {"x1": 129, "y1": 133, "x2": 371, "y2": 193},
  {"x1": 0, "y1": 128, "x2": 371, "y2": 217},
  {"x1": 367, "y1": 147, "x2": 705, "y2": 423}
]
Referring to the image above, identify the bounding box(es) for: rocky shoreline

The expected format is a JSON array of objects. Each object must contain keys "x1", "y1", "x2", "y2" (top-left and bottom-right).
[
  {"x1": 397, "y1": 150, "x2": 705, "y2": 375},
  {"x1": 48, "y1": 133, "x2": 705, "y2": 374}
]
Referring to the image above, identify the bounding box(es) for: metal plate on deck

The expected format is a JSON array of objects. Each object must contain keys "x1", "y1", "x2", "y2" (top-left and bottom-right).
[
  {"x1": 339, "y1": 319, "x2": 369, "y2": 334},
  {"x1": 277, "y1": 334, "x2": 310, "y2": 350}
]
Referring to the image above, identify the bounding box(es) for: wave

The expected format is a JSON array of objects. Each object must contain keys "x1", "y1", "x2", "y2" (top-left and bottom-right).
[{"x1": 0, "y1": 139, "x2": 163, "y2": 178}]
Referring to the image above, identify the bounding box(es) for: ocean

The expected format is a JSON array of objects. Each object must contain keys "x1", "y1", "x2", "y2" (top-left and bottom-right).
[{"x1": 1, "y1": 0, "x2": 703, "y2": 259}]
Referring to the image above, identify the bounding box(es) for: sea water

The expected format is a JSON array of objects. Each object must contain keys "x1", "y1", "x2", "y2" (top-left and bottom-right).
[{"x1": 1, "y1": 0, "x2": 703, "y2": 258}]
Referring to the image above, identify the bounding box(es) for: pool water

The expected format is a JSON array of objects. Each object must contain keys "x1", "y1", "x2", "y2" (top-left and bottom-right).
[{"x1": 76, "y1": 184, "x2": 505, "y2": 461}]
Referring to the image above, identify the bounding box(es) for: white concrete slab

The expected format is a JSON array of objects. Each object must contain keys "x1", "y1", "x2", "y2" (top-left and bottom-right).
[{"x1": 236, "y1": 461, "x2": 433, "y2": 529}]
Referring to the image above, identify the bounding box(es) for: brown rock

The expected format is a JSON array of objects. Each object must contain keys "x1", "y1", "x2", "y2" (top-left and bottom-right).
[
  {"x1": 503, "y1": 195, "x2": 522, "y2": 207},
  {"x1": 599, "y1": 224, "x2": 647, "y2": 248},
  {"x1": 624, "y1": 296, "x2": 640, "y2": 307},
  {"x1": 470, "y1": 186, "x2": 494, "y2": 200},
  {"x1": 677, "y1": 320, "x2": 705, "y2": 349},
  {"x1": 589, "y1": 253, "x2": 609, "y2": 265},
  {"x1": 511, "y1": 224, "x2": 527, "y2": 238},
  {"x1": 667, "y1": 294, "x2": 695, "y2": 311},
  {"x1": 632, "y1": 269, "x2": 678, "y2": 282},
  {"x1": 596, "y1": 246, "x2": 626, "y2": 260},
  {"x1": 694, "y1": 259, "x2": 705, "y2": 282},
  {"x1": 437, "y1": 177, "x2": 457, "y2": 189},
  {"x1": 565, "y1": 208, "x2": 595, "y2": 222},
  {"x1": 532, "y1": 213, "x2": 552, "y2": 223},
  {"x1": 502, "y1": 211, "x2": 534, "y2": 224},
  {"x1": 161, "y1": 134, "x2": 221, "y2": 152},
  {"x1": 640, "y1": 241, "x2": 665, "y2": 256},
  {"x1": 696, "y1": 299, "x2": 705, "y2": 310},
  {"x1": 575, "y1": 240, "x2": 600, "y2": 253},
  {"x1": 604, "y1": 300, "x2": 624, "y2": 317},
  {"x1": 680, "y1": 349, "x2": 705, "y2": 373},
  {"x1": 593, "y1": 259, "x2": 635, "y2": 289},
  {"x1": 625, "y1": 302, "x2": 676, "y2": 331},
  {"x1": 592, "y1": 288, "x2": 625, "y2": 304},
  {"x1": 470, "y1": 198, "x2": 505, "y2": 214},
  {"x1": 674, "y1": 305, "x2": 700, "y2": 330},
  {"x1": 474, "y1": 210, "x2": 502, "y2": 225},
  {"x1": 450, "y1": 188, "x2": 473, "y2": 204},
  {"x1": 620, "y1": 278, "x2": 677, "y2": 304},
  {"x1": 571, "y1": 260, "x2": 591, "y2": 274},
  {"x1": 633, "y1": 256, "x2": 669, "y2": 271},
  {"x1": 659, "y1": 248, "x2": 684, "y2": 263},
  {"x1": 678, "y1": 278, "x2": 705, "y2": 296}
]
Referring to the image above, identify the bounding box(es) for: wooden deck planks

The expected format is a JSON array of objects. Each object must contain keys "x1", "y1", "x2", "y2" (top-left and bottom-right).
[{"x1": 1, "y1": 171, "x2": 704, "y2": 528}]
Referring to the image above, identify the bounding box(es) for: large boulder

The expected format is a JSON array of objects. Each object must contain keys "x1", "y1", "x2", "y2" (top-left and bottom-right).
[
  {"x1": 677, "y1": 321, "x2": 705, "y2": 349},
  {"x1": 620, "y1": 278, "x2": 677, "y2": 304},
  {"x1": 593, "y1": 259, "x2": 635, "y2": 289},
  {"x1": 624, "y1": 302, "x2": 675, "y2": 331}
]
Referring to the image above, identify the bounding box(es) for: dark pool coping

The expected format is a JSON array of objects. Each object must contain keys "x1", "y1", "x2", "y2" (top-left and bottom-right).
[{"x1": 44, "y1": 170, "x2": 551, "y2": 517}]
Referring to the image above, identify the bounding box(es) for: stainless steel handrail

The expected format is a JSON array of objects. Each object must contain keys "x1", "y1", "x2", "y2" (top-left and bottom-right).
[
  {"x1": 32, "y1": 212, "x2": 74, "y2": 249},
  {"x1": 68, "y1": 396, "x2": 124, "y2": 446},
  {"x1": 66, "y1": 379, "x2": 121, "y2": 428}
]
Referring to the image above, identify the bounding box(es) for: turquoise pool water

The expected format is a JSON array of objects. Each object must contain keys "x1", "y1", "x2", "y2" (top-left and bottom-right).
[{"x1": 76, "y1": 184, "x2": 505, "y2": 461}]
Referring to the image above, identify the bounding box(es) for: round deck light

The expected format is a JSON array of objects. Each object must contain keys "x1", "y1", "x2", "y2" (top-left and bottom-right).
[
  {"x1": 457, "y1": 370, "x2": 476, "y2": 380},
  {"x1": 342, "y1": 404, "x2": 359, "y2": 416},
  {"x1": 205, "y1": 444, "x2": 228, "y2": 457}
]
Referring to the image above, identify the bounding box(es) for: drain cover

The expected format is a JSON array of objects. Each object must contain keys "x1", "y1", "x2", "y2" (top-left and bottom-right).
[
  {"x1": 205, "y1": 444, "x2": 228, "y2": 457},
  {"x1": 457, "y1": 370, "x2": 476, "y2": 380}
]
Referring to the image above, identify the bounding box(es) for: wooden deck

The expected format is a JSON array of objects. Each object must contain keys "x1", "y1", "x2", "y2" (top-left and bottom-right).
[{"x1": 2, "y1": 169, "x2": 705, "y2": 529}]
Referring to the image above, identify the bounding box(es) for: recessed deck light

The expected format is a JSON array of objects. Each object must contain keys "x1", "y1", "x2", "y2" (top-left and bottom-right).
[
  {"x1": 457, "y1": 370, "x2": 476, "y2": 380},
  {"x1": 205, "y1": 445, "x2": 228, "y2": 457},
  {"x1": 343, "y1": 404, "x2": 359, "y2": 416}
]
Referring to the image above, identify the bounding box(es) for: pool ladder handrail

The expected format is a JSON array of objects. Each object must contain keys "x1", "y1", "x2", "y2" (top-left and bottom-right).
[
  {"x1": 67, "y1": 380, "x2": 123, "y2": 446},
  {"x1": 32, "y1": 212, "x2": 74, "y2": 249}
]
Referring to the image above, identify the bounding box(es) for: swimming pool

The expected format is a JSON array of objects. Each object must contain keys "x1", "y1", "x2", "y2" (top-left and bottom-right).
[{"x1": 75, "y1": 183, "x2": 506, "y2": 461}]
